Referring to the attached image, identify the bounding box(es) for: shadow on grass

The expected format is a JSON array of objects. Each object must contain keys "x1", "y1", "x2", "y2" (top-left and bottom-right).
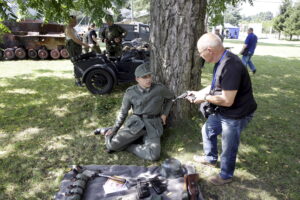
[
  {"x1": 0, "y1": 55, "x2": 299, "y2": 199},
  {"x1": 0, "y1": 74, "x2": 142, "y2": 199}
]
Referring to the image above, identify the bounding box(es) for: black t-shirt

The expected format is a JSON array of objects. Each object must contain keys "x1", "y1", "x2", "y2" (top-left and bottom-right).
[
  {"x1": 212, "y1": 51, "x2": 257, "y2": 119},
  {"x1": 88, "y1": 29, "x2": 97, "y2": 45}
]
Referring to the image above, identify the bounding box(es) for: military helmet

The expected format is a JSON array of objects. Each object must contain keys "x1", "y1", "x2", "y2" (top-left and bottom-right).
[
  {"x1": 159, "y1": 158, "x2": 186, "y2": 179},
  {"x1": 135, "y1": 62, "x2": 152, "y2": 78}
]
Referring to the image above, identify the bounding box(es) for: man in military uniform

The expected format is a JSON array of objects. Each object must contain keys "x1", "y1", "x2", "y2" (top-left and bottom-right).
[
  {"x1": 102, "y1": 63, "x2": 174, "y2": 161},
  {"x1": 100, "y1": 15, "x2": 127, "y2": 57}
]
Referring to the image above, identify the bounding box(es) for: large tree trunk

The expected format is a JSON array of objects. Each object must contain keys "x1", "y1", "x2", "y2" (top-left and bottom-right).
[{"x1": 150, "y1": 0, "x2": 207, "y2": 121}]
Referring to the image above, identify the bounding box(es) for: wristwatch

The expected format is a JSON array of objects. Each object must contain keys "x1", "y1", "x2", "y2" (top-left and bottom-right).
[{"x1": 204, "y1": 94, "x2": 209, "y2": 102}]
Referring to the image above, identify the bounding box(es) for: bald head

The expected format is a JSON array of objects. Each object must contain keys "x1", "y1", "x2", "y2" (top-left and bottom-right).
[
  {"x1": 197, "y1": 33, "x2": 223, "y2": 51},
  {"x1": 197, "y1": 33, "x2": 225, "y2": 63}
]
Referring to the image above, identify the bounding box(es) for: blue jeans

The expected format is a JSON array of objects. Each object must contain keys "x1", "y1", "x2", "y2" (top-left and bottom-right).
[
  {"x1": 201, "y1": 113, "x2": 253, "y2": 179},
  {"x1": 242, "y1": 52, "x2": 256, "y2": 72}
]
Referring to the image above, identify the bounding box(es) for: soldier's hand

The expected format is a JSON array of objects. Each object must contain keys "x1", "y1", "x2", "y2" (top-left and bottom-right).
[
  {"x1": 114, "y1": 37, "x2": 121, "y2": 43},
  {"x1": 161, "y1": 115, "x2": 167, "y2": 125},
  {"x1": 105, "y1": 129, "x2": 113, "y2": 136},
  {"x1": 83, "y1": 43, "x2": 89, "y2": 48}
]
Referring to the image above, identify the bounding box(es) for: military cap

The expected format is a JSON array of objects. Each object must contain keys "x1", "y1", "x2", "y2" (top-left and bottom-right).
[
  {"x1": 105, "y1": 14, "x2": 114, "y2": 22},
  {"x1": 135, "y1": 62, "x2": 152, "y2": 77}
]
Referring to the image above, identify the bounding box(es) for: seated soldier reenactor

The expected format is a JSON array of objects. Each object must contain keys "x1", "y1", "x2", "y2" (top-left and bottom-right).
[{"x1": 98, "y1": 63, "x2": 174, "y2": 161}]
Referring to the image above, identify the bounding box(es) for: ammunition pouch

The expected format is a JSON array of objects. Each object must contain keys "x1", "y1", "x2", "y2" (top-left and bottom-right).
[
  {"x1": 125, "y1": 115, "x2": 145, "y2": 135},
  {"x1": 71, "y1": 180, "x2": 86, "y2": 189},
  {"x1": 75, "y1": 174, "x2": 89, "y2": 182},
  {"x1": 64, "y1": 166, "x2": 99, "y2": 200},
  {"x1": 65, "y1": 194, "x2": 81, "y2": 200}
]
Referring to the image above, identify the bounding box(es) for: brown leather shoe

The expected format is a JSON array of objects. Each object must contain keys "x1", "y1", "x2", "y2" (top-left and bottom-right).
[
  {"x1": 193, "y1": 155, "x2": 217, "y2": 167},
  {"x1": 208, "y1": 175, "x2": 232, "y2": 186}
]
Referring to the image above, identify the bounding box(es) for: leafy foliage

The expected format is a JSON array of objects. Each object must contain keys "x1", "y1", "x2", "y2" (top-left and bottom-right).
[
  {"x1": 223, "y1": 5, "x2": 242, "y2": 26},
  {"x1": 283, "y1": 3, "x2": 300, "y2": 40},
  {"x1": 0, "y1": 0, "x2": 124, "y2": 25},
  {"x1": 273, "y1": 0, "x2": 292, "y2": 39},
  {"x1": 207, "y1": 0, "x2": 252, "y2": 26},
  {"x1": 242, "y1": 11, "x2": 274, "y2": 22}
]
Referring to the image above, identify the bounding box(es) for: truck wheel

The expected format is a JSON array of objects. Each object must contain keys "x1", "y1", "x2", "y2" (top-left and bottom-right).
[{"x1": 85, "y1": 69, "x2": 114, "y2": 94}]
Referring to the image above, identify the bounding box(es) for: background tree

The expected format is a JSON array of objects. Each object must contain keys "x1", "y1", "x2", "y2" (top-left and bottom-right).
[
  {"x1": 273, "y1": 0, "x2": 292, "y2": 39},
  {"x1": 224, "y1": 5, "x2": 242, "y2": 26},
  {"x1": 283, "y1": 3, "x2": 300, "y2": 40}
]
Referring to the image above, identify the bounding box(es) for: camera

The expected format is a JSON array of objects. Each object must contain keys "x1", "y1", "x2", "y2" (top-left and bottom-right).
[{"x1": 199, "y1": 102, "x2": 218, "y2": 118}]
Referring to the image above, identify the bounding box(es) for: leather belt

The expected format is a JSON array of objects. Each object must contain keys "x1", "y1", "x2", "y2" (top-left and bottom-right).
[{"x1": 134, "y1": 114, "x2": 160, "y2": 119}]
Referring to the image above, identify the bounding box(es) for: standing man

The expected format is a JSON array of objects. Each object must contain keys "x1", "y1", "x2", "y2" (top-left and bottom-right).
[
  {"x1": 65, "y1": 15, "x2": 90, "y2": 86},
  {"x1": 99, "y1": 63, "x2": 174, "y2": 161},
  {"x1": 100, "y1": 15, "x2": 127, "y2": 57},
  {"x1": 240, "y1": 28, "x2": 258, "y2": 74},
  {"x1": 82, "y1": 27, "x2": 91, "y2": 54},
  {"x1": 188, "y1": 33, "x2": 257, "y2": 185},
  {"x1": 214, "y1": 29, "x2": 224, "y2": 42},
  {"x1": 88, "y1": 23, "x2": 101, "y2": 53}
]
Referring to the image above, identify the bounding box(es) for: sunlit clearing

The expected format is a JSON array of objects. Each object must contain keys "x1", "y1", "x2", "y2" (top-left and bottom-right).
[
  {"x1": 33, "y1": 72, "x2": 72, "y2": 79},
  {"x1": 0, "y1": 103, "x2": 5, "y2": 108},
  {"x1": 12, "y1": 127, "x2": 43, "y2": 142},
  {"x1": 239, "y1": 144, "x2": 258, "y2": 154},
  {"x1": 5, "y1": 183, "x2": 18, "y2": 196},
  {"x1": 44, "y1": 135, "x2": 73, "y2": 150},
  {"x1": 58, "y1": 92, "x2": 90, "y2": 100},
  {"x1": 6, "y1": 88, "x2": 37, "y2": 94},
  {"x1": 0, "y1": 81, "x2": 11, "y2": 87},
  {"x1": 83, "y1": 115, "x2": 99, "y2": 128},
  {"x1": 49, "y1": 106, "x2": 70, "y2": 117},
  {"x1": 256, "y1": 93, "x2": 277, "y2": 98}
]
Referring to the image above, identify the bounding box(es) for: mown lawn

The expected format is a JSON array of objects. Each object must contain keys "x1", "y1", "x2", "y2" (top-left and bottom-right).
[{"x1": 0, "y1": 41, "x2": 299, "y2": 200}]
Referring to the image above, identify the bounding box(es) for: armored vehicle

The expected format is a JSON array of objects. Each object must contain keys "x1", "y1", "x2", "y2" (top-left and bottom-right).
[
  {"x1": 1, "y1": 20, "x2": 69, "y2": 60},
  {"x1": 73, "y1": 49, "x2": 149, "y2": 94}
]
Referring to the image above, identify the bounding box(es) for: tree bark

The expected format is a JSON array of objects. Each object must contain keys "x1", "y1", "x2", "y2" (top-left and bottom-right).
[{"x1": 150, "y1": 0, "x2": 207, "y2": 121}]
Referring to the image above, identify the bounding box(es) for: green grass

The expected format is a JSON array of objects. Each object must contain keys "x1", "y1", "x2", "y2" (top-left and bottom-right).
[{"x1": 0, "y1": 41, "x2": 300, "y2": 200}]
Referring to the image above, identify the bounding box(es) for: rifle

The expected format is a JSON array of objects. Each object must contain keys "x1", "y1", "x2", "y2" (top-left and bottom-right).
[{"x1": 173, "y1": 92, "x2": 196, "y2": 102}]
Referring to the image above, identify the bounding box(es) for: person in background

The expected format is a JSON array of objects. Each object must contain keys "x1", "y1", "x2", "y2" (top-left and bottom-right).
[
  {"x1": 82, "y1": 27, "x2": 91, "y2": 54},
  {"x1": 214, "y1": 29, "x2": 224, "y2": 42},
  {"x1": 88, "y1": 23, "x2": 101, "y2": 53},
  {"x1": 100, "y1": 15, "x2": 127, "y2": 57},
  {"x1": 240, "y1": 28, "x2": 258, "y2": 74},
  {"x1": 65, "y1": 15, "x2": 89, "y2": 86}
]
